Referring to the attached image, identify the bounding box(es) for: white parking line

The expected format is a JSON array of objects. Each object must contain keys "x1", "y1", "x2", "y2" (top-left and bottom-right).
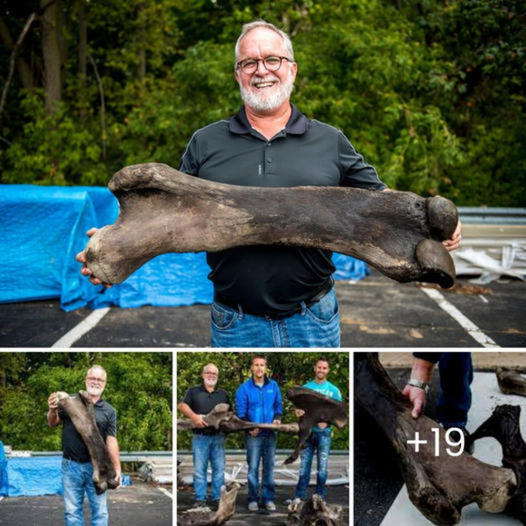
[
  {"x1": 52, "y1": 307, "x2": 111, "y2": 347},
  {"x1": 157, "y1": 487, "x2": 173, "y2": 499},
  {"x1": 421, "y1": 288, "x2": 499, "y2": 348}
]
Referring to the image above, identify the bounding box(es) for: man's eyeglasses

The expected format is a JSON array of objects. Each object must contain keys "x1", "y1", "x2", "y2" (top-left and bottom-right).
[
  {"x1": 86, "y1": 376, "x2": 106, "y2": 384},
  {"x1": 236, "y1": 56, "x2": 292, "y2": 74},
  {"x1": 203, "y1": 371, "x2": 218, "y2": 376}
]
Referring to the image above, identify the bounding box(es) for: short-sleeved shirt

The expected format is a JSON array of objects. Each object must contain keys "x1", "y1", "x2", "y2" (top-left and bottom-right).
[
  {"x1": 182, "y1": 385, "x2": 230, "y2": 435},
  {"x1": 179, "y1": 104, "x2": 386, "y2": 317},
  {"x1": 58, "y1": 398, "x2": 117, "y2": 463}
]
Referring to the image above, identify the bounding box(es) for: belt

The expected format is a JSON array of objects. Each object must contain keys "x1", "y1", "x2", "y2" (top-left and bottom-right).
[{"x1": 214, "y1": 279, "x2": 333, "y2": 320}]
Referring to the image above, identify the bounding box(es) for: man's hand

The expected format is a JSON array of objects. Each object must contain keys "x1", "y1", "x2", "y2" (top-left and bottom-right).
[
  {"x1": 402, "y1": 385, "x2": 427, "y2": 419},
  {"x1": 47, "y1": 392, "x2": 59, "y2": 410},
  {"x1": 76, "y1": 228, "x2": 112, "y2": 288},
  {"x1": 248, "y1": 428, "x2": 260, "y2": 437},
  {"x1": 317, "y1": 422, "x2": 328, "y2": 429},
  {"x1": 191, "y1": 414, "x2": 208, "y2": 428},
  {"x1": 114, "y1": 469, "x2": 122, "y2": 489},
  {"x1": 272, "y1": 419, "x2": 281, "y2": 425},
  {"x1": 443, "y1": 220, "x2": 462, "y2": 252},
  {"x1": 294, "y1": 409, "x2": 305, "y2": 418}
]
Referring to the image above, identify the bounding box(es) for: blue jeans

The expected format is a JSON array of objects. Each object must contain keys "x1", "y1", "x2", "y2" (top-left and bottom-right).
[
  {"x1": 192, "y1": 434, "x2": 226, "y2": 501},
  {"x1": 210, "y1": 289, "x2": 340, "y2": 347},
  {"x1": 437, "y1": 352, "x2": 473, "y2": 428},
  {"x1": 294, "y1": 432, "x2": 332, "y2": 500},
  {"x1": 245, "y1": 432, "x2": 277, "y2": 504},
  {"x1": 61, "y1": 458, "x2": 108, "y2": 526}
]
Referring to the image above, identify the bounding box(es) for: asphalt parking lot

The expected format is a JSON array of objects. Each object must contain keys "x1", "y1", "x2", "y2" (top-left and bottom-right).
[
  {"x1": 1, "y1": 271, "x2": 524, "y2": 347},
  {"x1": 178, "y1": 484, "x2": 349, "y2": 525},
  {"x1": 0, "y1": 481, "x2": 172, "y2": 526}
]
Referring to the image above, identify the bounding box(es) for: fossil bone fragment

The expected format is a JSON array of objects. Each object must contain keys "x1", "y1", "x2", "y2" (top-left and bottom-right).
[
  {"x1": 177, "y1": 403, "x2": 299, "y2": 434},
  {"x1": 55, "y1": 391, "x2": 119, "y2": 494},
  {"x1": 468, "y1": 404, "x2": 526, "y2": 523},
  {"x1": 354, "y1": 354, "x2": 517, "y2": 525},
  {"x1": 84, "y1": 163, "x2": 458, "y2": 287},
  {"x1": 496, "y1": 367, "x2": 526, "y2": 397},
  {"x1": 178, "y1": 483, "x2": 240, "y2": 526},
  {"x1": 286, "y1": 493, "x2": 344, "y2": 526},
  {"x1": 284, "y1": 387, "x2": 348, "y2": 465}
]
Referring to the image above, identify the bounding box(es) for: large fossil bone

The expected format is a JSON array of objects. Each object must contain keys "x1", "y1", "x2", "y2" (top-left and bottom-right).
[
  {"x1": 55, "y1": 390, "x2": 119, "y2": 494},
  {"x1": 286, "y1": 494, "x2": 344, "y2": 526},
  {"x1": 284, "y1": 387, "x2": 348, "y2": 465},
  {"x1": 177, "y1": 403, "x2": 299, "y2": 434},
  {"x1": 468, "y1": 404, "x2": 526, "y2": 522},
  {"x1": 84, "y1": 163, "x2": 458, "y2": 287},
  {"x1": 496, "y1": 367, "x2": 526, "y2": 397},
  {"x1": 354, "y1": 354, "x2": 517, "y2": 525},
  {"x1": 178, "y1": 482, "x2": 240, "y2": 526}
]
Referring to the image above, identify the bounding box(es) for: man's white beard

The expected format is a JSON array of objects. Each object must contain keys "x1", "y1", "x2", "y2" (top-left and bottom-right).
[
  {"x1": 239, "y1": 72, "x2": 294, "y2": 113},
  {"x1": 87, "y1": 385, "x2": 104, "y2": 397},
  {"x1": 204, "y1": 378, "x2": 217, "y2": 388}
]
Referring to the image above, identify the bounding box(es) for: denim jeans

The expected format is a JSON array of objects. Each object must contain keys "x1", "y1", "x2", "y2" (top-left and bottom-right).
[
  {"x1": 210, "y1": 289, "x2": 340, "y2": 347},
  {"x1": 192, "y1": 434, "x2": 226, "y2": 501},
  {"x1": 245, "y1": 432, "x2": 277, "y2": 504},
  {"x1": 294, "y1": 432, "x2": 332, "y2": 500},
  {"x1": 437, "y1": 352, "x2": 473, "y2": 428},
  {"x1": 61, "y1": 458, "x2": 108, "y2": 526}
]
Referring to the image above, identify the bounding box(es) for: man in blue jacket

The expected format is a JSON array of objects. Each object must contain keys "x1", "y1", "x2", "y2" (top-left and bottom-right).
[
  {"x1": 291, "y1": 357, "x2": 342, "y2": 503},
  {"x1": 235, "y1": 355, "x2": 283, "y2": 512}
]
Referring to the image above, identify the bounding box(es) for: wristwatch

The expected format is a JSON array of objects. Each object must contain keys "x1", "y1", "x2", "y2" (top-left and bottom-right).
[{"x1": 407, "y1": 378, "x2": 430, "y2": 393}]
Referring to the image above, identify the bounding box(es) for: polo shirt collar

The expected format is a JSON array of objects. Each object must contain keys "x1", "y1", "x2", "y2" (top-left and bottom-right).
[{"x1": 229, "y1": 104, "x2": 309, "y2": 136}]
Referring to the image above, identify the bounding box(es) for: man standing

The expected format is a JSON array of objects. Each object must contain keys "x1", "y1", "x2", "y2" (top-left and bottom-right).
[
  {"x1": 77, "y1": 20, "x2": 461, "y2": 347},
  {"x1": 235, "y1": 355, "x2": 283, "y2": 512},
  {"x1": 178, "y1": 363, "x2": 230, "y2": 506},
  {"x1": 402, "y1": 352, "x2": 473, "y2": 447},
  {"x1": 47, "y1": 365, "x2": 121, "y2": 526},
  {"x1": 292, "y1": 358, "x2": 342, "y2": 503}
]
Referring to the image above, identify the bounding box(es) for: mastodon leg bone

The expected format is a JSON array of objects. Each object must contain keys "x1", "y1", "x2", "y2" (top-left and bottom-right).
[
  {"x1": 84, "y1": 163, "x2": 458, "y2": 287},
  {"x1": 354, "y1": 354, "x2": 517, "y2": 525},
  {"x1": 56, "y1": 391, "x2": 118, "y2": 494}
]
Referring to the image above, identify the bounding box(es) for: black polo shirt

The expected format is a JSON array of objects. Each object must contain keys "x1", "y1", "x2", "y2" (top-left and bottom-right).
[
  {"x1": 182, "y1": 385, "x2": 230, "y2": 435},
  {"x1": 179, "y1": 104, "x2": 386, "y2": 316},
  {"x1": 58, "y1": 398, "x2": 117, "y2": 463}
]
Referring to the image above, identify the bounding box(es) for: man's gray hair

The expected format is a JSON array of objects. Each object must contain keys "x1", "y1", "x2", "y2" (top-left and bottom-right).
[
  {"x1": 87, "y1": 364, "x2": 107, "y2": 378},
  {"x1": 234, "y1": 20, "x2": 294, "y2": 68}
]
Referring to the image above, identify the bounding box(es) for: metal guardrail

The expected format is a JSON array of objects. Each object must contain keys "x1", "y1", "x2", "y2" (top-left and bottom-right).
[
  {"x1": 18, "y1": 451, "x2": 172, "y2": 462},
  {"x1": 458, "y1": 207, "x2": 526, "y2": 225}
]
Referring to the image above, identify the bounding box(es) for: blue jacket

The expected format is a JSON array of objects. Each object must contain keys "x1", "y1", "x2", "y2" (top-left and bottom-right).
[{"x1": 235, "y1": 376, "x2": 283, "y2": 435}]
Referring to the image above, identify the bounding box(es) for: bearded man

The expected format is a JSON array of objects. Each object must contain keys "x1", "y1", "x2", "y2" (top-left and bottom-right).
[
  {"x1": 47, "y1": 365, "x2": 121, "y2": 526},
  {"x1": 78, "y1": 19, "x2": 461, "y2": 347},
  {"x1": 178, "y1": 363, "x2": 230, "y2": 506}
]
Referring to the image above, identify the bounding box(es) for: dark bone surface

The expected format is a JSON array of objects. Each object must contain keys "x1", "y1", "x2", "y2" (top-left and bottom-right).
[
  {"x1": 84, "y1": 163, "x2": 458, "y2": 287},
  {"x1": 56, "y1": 390, "x2": 118, "y2": 494},
  {"x1": 354, "y1": 354, "x2": 517, "y2": 525},
  {"x1": 178, "y1": 483, "x2": 240, "y2": 526},
  {"x1": 284, "y1": 387, "x2": 348, "y2": 465},
  {"x1": 496, "y1": 368, "x2": 526, "y2": 397},
  {"x1": 286, "y1": 494, "x2": 344, "y2": 526},
  {"x1": 177, "y1": 403, "x2": 299, "y2": 434},
  {"x1": 468, "y1": 405, "x2": 526, "y2": 523}
]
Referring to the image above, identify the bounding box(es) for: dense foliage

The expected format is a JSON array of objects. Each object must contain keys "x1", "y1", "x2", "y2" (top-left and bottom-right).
[
  {"x1": 0, "y1": 352, "x2": 172, "y2": 451},
  {"x1": 1, "y1": 0, "x2": 524, "y2": 205},
  {"x1": 177, "y1": 351, "x2": 349, "y2": 450}
]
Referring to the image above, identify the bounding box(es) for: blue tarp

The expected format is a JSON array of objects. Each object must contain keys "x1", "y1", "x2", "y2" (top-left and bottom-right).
[
  {"x1": 0, "y1": 184, "x2": 369, "y2": 311},
  {"x1": 2, "y1": 454, "x2": 130, "y2": 497},
  {"x1": 0, "y1": 442, "x2": 7, "y2": 496}
]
